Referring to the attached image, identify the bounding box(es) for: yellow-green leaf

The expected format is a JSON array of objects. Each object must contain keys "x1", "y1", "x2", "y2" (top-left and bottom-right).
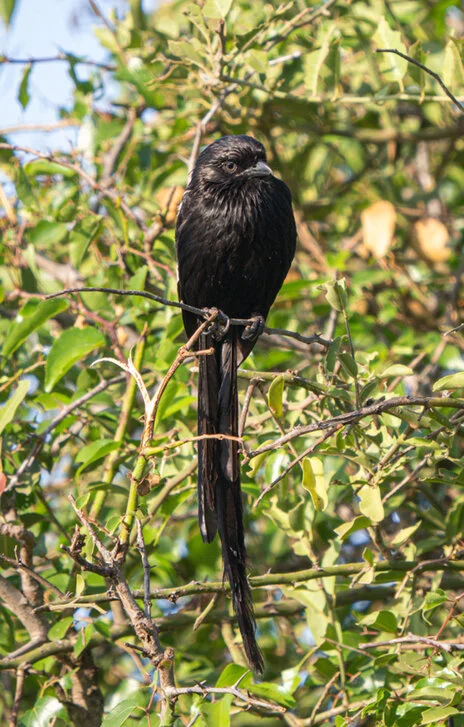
[
  {"x1": 18, "y1": 63, "x2": 32, "y2": 110},
  {"x1": 2, "y1": 298, "x2": 69, "y2": 357},
  {"x1": 268, "y1": 374, "x2": 285, "y2": 417},
  {"x1": 302, "y1": 457, "x2": 328, "y2": 511},
  {"x1": 335, "y1": 516, "x2": 370, "y2": 541},
  {"x1": 433, "y1": 372, "x2": 464, "y2": 391},
  {"x1": 0, "y1": 380, "x2": 29, "y2": 435},
  {"x1": 203, "y1": 0, "x2": 232, "y2": 19},
  {"x1": 379, "y1": 364, "x2": 413, "y2": 378},
  {"x1": 358, "y1": 484, "x2": 384, "y2": 523},
  {"x1": 45, "y1": 327, "x2": 105, "y2": 392},
  {"x1": 374, "y1": 19, "x2": 408, "y2": 86}
]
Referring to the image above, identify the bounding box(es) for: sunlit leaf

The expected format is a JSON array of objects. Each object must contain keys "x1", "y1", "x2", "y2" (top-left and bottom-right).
[
  {"x1": 358, "y1": 484, "x2": 384, "y2": 523},
  {"x1": 45, "y1": 327, "x2": 105, "y2": 392},
  {"x1": 2, "y1": 298, "x2": 69, "y2": 356},
  {"x1": 0, "y1": 379, "x2": 29, "y2": 434},
  {"x1": 18, "y1": 62, "x2": 32, "y2": 109}
]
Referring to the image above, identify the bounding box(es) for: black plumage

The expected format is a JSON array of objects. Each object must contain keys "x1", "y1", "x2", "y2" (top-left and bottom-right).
[{"x1": 176, "y1": 135, "x2": 296, "y2": 672}]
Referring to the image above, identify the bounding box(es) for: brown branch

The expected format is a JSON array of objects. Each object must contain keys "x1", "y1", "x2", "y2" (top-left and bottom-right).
[
  {"x1": 0, "y1": 575, "x2": 48, "y2": 649},
  {"x1": 0, "y1": 119, "x2": 80, "y2": 136},
  {"x1": 135, "y1": 519, "x2": 152, "y2": 619},
  {"x1": 359, "y1": 632, "x2": 464, "y2": 653},
  {"x1": 165, "y1": 684, "x2": 285, "y2": 713},
  {"x1": 376, "y1": 48, "x2": 464, "y2": 113},
  {"x1": 34, "y1": 560, "x2": 464, "y2": 614},
  {"x1": 66, "y1": 498, "x2": 177, "y2": 722},
  {"x1": 9, "y1": 666, "x2": 25, "y2": 727},
  {"x1": 249, "y1": 395, "x2": 464, "y2": 458},
  {"x1": 44, "y1": 286, "x2": 331, "y2": 347},
  {"x1": 0, "y1": 53, "x2": 116, "y2": 70}
]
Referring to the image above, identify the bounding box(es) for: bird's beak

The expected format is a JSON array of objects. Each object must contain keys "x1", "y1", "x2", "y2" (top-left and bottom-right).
[{"x1": 247, "y1": 160, "x2": 273, "y2": 177}]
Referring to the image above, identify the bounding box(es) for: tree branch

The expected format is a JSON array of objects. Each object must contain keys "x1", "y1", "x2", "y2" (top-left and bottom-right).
[{"x1": 376, "y1": 48, "x2": 464, "y2": 113}]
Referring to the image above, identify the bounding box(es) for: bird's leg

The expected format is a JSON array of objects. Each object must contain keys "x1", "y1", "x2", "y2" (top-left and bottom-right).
[
  {"x1": 203, "y1": 307, "x2": 231, "y2": 341},
  {"x1": 242, "y1": 314, "x2": 265, "y2": 342}
]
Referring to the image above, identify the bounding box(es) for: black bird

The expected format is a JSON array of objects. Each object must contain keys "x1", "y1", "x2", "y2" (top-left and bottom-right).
[{"x1": 176, "y1": 135, "x2": 296, "y2": 672}]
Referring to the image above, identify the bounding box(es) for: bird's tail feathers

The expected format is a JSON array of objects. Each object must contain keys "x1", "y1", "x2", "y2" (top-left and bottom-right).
[
  {"x1": 216, "y1": 331, "x2": 264, "y2": 674},
  {"x1": 197, "y1": 330, "x2": 219, "y2": 543}
]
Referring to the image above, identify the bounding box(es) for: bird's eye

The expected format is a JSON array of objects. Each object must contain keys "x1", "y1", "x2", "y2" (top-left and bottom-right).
[{"x1": 223, "y1": 160, "x2": 237, "y2": 173}]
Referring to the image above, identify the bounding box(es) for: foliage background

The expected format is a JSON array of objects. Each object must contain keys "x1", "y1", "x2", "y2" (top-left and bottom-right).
[{"x1": 1, "y1": 0, "x2": 464, "y2": 725}]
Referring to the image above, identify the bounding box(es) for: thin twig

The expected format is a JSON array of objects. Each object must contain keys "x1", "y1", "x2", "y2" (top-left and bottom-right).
[
  {"x1": 249, "y1": 395, "x2": 464, "y2": 458},
  {"x1": 0, "y1": 119, "x2": 79, "y2": 136},
  {"x1": 254, "y1": 425, "x2": 342, "y2": 507},
  {"x1": 135, "y1": 520, "x2": 152, "y2": 619},
  {"x1": 0, "y1": 53, "x2": 116, "y2": 70},
  {"x1": 376, "y1": 48, "x2": 464, "y2": 113},
  {"x1": 165, "y1": 684, "x2": 285, "y2": 713},
  {"x1": 44, "y1": 286, "x2": 331, "y2": 347},
  {"x1": 9, "y1": 666, "x2": 25, "y2": 727},
  {"x1": 359, "y1": 632, "x2": 464, "y2": 652}
]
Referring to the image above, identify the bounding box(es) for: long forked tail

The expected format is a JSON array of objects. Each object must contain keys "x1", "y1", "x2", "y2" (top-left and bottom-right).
[{"x1": 198, "y1": 327, "x2": 264, "y2": 674}]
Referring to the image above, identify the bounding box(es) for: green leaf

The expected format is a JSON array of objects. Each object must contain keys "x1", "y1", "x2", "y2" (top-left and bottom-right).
[
  {"x1": 422, "y1": 589, "x2": 448, "y2": 613},
  {"x1": 359, "y1": 609, "x2": 397, "y2": 633},
  {"x1": 247, "y1": 447, "x2": 272, "y2": 477},
  {"x1": 216, "y1": 663, "x2": 250, "y2": 687},
  {"x1": 202, "y1": 0, "x2": 232, "y2": 19},
  {"x1": 75, "y1": 439, "x2": 119, "y2": 472},
  {"x1": 2, "y1": 298, "x2": 69, "y2": 357},
  {"x1": 0, "y1": 379, "x2": 29, "y2": 435},
  {"x1": 201, "y1": 694, "x2": 233, "y2": 727},
  {"x1": 29, "y1": 220, "x2": 68, "y2": 247},
  {"x1": 20, "y1": 698, "x2": 68, "y2": 726},
  {"x1": 421, "y1": 706, "x2": 459, "y2": 725},
  {"x1": 304, "y1": 24, "x2": 336, "y2": 96},
  {"x1": 248, "y1": 682, "x2": 297, "y2": 709},
  {"x1": 69, "y1": 216, "x2": 104, "y2": 268},
  {"x1": 247, "y1": 49, "x2": 268, "y2": 74},
  {"x1": 339, "y1": 352, "x2": 358, "y2": 378},
  {"x1": 443, "y1": 39, "x2": 464, "y2": 90},
  {"x1": 0, "y1": 0, "x2": 16, "y2": 26},
  {"x1": 302, "y1": 457, "x2": 328, "y2": 511},
  {"x1": 358, "y1": 484, "x2": 384, "y2": 523},
  {"x1": 45, "y1": 327, "x2": 105, "y2": 392},
  {"x1": 391, "y1": 521, "x2": 422, "y2": 548},
  {"x1": 433, "y1": 372, "x2": 464, "y2": 391},
  {"x1": 18, "y1": 63, "x2": 32, "y2": 110},
  {"x1": 321, "y1": 278, "x2": 347, "y2": 311},
  {"x1": 379, "y1": 364, "x2": 414, "y2": 378},
  {"x1": 101, "y1": 697, "x2": 144, "y2": 726},
  {"x1": 374, "y1": 19, "x2": 408, "y2": 86},
  {"x1": 168, "y1": 40, "x2": 204, "y2": 66},
  {"x1": 48, "y1": 616, "x2": 74, "y2": 641},
  {"x1": 24, "y1": 159, "x2": 77, "y2": 178},
  {"x1": 335, "y1": 516, "x2": 370, "y2": 541},
  {"x1": 268, "y1": 374, "x2": 285, "y2": 417}
]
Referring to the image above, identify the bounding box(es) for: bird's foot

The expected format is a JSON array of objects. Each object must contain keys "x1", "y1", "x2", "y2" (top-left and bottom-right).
[
  {"x1": 242, "y1": 315, "x2": 265, "y2": 342},
  {"x1": 203, "y1": 307, "x2": 230, "y2": 341}
]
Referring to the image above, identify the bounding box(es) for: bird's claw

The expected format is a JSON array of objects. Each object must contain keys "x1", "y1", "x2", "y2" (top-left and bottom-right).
[
  {"x1": 242, "y1": 315, "x2": 265, "y2": 342},
  {"x1": 203, "y1": 307, "x2": 230, "y2": 341}
]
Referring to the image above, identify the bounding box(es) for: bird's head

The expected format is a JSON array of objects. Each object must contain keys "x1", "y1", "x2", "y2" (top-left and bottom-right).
[{"x1": 190, "y1": 135, "x2": 273, "y2": 191}]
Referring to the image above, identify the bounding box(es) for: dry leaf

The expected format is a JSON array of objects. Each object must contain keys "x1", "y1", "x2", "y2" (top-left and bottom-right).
[
  {"x1": 411, "y1": 217, "x2": 451, "y2": 264},
  {"x1": 361, "y1": 200, "x2": 396, "y2": 259}
]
